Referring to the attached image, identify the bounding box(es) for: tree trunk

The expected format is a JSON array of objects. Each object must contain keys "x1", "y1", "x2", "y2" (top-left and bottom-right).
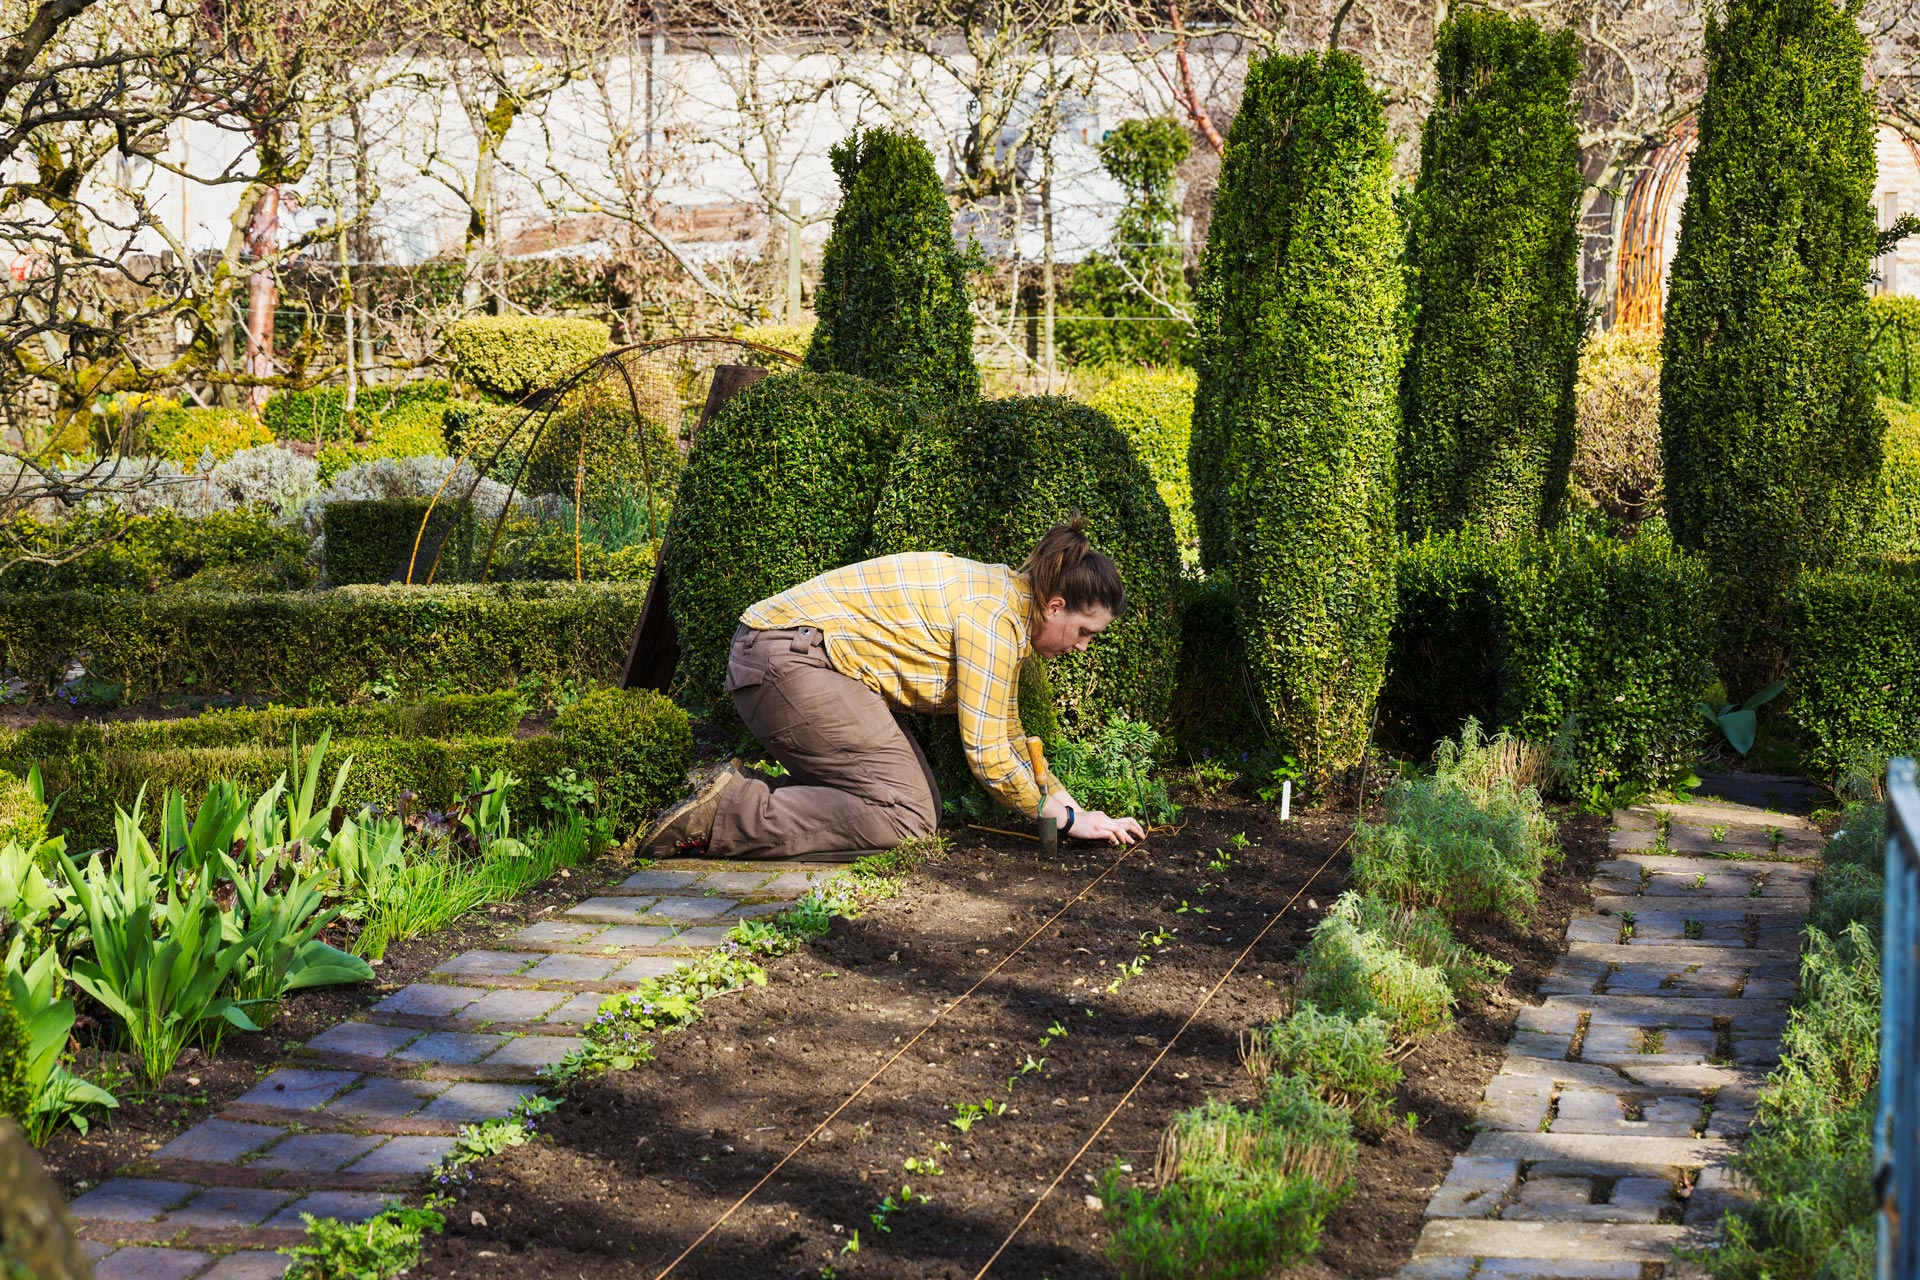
[{"x1": 244, "y1": 185, "x2": 280, "y2": 413}]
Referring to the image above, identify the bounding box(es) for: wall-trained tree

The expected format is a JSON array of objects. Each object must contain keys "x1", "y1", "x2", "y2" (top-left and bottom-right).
[
  {"x1": 869, "y1": 396, "x2": 1182, "y2": 730},
  {"x1": 1398, "y1": 12, "x2": 1583, "y2": 541},
  {"x1": 1189, "y1": 50, "x2": 1405, "y2": 783},
  {"x1": 1659, "y1": 0, "x2": 1884, "y2": 693},
  {"x1": 663, "y1": 372, "x2": 921, "y2": 708},
  {"x1": 803, "y1": 128, "x2": 979, "y2": 403}
]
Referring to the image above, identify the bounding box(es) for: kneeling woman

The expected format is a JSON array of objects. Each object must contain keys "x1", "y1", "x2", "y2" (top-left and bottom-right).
[{"x1": 644, "y1": 517, "x2": 1146, "y2": 860}]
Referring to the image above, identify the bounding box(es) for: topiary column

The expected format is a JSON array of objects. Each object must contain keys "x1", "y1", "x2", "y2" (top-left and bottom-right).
[
  {"x1": 803, "y1": 129, "x2": 979, "y2": 403},
  {"x1": 1189, "y1": 50, "x2": 1405, "y2": 783},
  {"x1": 1659, "y1": 0, "x2": 1884, "y2": 692},
  {"x1": 1398, "y1": 12, "x2": 1583, "y2": 541}
]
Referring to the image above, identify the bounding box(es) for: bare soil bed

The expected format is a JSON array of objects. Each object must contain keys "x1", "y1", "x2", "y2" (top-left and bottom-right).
[
  {"x1": 34, "y1": 845, "x2": 641, "y2": 1197},
  {"x1": 416, "y1": 796, "x2": 1603, "y2": 1280}
]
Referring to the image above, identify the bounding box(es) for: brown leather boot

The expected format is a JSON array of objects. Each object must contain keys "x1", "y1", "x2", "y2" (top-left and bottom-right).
[{"x1": 641, "y1": 760, "x2": 741, "y2": 855}]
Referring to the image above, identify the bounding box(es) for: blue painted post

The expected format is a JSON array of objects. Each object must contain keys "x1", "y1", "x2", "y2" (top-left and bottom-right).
[{"x1": 1880, "y1": 758, "x2": 1920, "y2": 1279}]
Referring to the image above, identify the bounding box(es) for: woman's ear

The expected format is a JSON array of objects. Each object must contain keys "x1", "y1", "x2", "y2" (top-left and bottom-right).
[{"x1": 1045, "y1": 595, "x2": 1068, "y2": 619}]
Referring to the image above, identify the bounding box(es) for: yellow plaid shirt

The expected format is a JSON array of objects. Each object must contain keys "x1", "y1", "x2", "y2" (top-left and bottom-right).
[{"x1": 740, "y1": 551, "x2": 1058, "y2": 816}]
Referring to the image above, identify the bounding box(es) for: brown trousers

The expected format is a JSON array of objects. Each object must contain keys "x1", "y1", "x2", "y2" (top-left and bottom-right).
[{"x1": 708, "y1": 625, "x2": 942, "y2": 860}]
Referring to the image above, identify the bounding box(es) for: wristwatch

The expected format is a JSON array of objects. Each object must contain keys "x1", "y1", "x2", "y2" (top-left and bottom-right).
[{"x1": 1061, "y1": 806, "x2": 1077, "y2": 836}]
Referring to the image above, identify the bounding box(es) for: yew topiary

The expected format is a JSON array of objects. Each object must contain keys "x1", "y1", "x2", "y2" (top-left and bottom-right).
[
  {"x1": 1189, "y1": 50, "x2": 1405, "y2": 781},
  {"x1": 1398, "y1": 12, "x2": 1583, "y2": 540},
  {"x1": 663, "y1": 371, "x2": 920, "y2": 708},
  {"x1": 804, "y1": 129, "x2": 978, "y2": 402},
  {"x1": 1659, "y1": 0, "x2": 1885, "y2": 691},
  {"x1": 1087, "y1": 367, "x2": 1198, "y2": 548},
  {"x1": 869, "y1": 396, "x2": 1181, "y2": 729}
]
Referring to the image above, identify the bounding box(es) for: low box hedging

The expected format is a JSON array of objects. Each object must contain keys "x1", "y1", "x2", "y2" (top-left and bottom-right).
[
  {"x1": 0, "y1": 581, "x2": 644, "y2": 704},
  {"x1": 323, "y1": 498, "x2": 476, "y2": 585},
  {"x1": 1789, "y1": 560, "x2": 1920, "y2": 775},
  {"x1": 0, "y1": 509, "x2": 312, "y2": 594},
  {"x1": 0, "y1": 768, "x2": 45, "y2": 849},
  {"x1": 263, "y1": 380, "x2": 454, "y2": 443},
  {"x1": 1384, "y1": 523, "x2": 1713, "y2": 796},
  {"x1": 0, "y1": 687, "x2": 689, "y2": 849},
  {"x1": 143, "y1": 405, "x2": 274, "y2": 467},
  {"x1": 1866, "y1": 396, "x2": 1920, "y2": 557}
]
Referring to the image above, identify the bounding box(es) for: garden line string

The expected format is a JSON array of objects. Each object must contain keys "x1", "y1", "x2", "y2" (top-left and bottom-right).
[
  {"x1": 968, "y1": 828, "x2": 1355, "y2": 1280},
  {"x1": 649, "y1": 829, "x2": 1161, "y2": 1280}
]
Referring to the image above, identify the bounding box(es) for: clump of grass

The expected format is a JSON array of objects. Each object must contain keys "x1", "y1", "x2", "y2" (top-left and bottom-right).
[
  {"x1": 1243, "y1": 1005, "x2": 1401, "y2": 1131},
  {"x1": 1298, "y1": 906, "x2": 1456, "y2": 1042},
  {"x1": 1104, "y1": 1079, "x2": 1353, "y2": 1279},
  {"x1": 1352, "y1": 720, "x2": 1557, "y2": 925}
]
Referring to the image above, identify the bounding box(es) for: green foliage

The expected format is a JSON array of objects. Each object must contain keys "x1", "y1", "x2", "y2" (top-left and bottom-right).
[
  {"x1": 1166, "y1": 574, "x2": 1266, "y2": 759},
  {"x1": 1399, "y1": 12, "x2": 1582, "y2": 540},
  {"x1": 283, "y1": 1203, "x2": 445, "y2": 1280},
  {"x1": 1060, "y1": 118, "x2": 1194, "y2": 368},
  {"x1": 0, "y1": 772, "x2": 45, "y2": 853},
  {"x1": 1086, "y1": 367, "x2": 1198, "y2": 547},
  {"x1": 522, "y1": 375, "x2": 683, "y2": 530},
  {"x1": 445, "y1": 316, "x2": 610, "y2": 402},
  {"x1": 1789, "y1": 560, "x2": 1920, "y2": 777},
  {"x1": 1353, "y1": 721, "x2": 1556, "y2": 924},
  {"x1": 321, "y1": 498, "x2": 476, "y2": 586},
  {"x1": 1190, "y1": 50, "x2": 1403, "y2": 782},
  {"x1": 804, "y1": 128, "x2": 979, "y2": 402},
  {"x1": 142, "y1": 405, "x2": 274, "y2": 466},
  {"x1": 1385, "y1": 522, "x2": 1713, "y2": 794},
  {"x1": 1572, "y1": 330, "x2": 1664, "y2": 526},
  {"x1": 551, "y1": 686, "x2": 695, "y2": 833},
  {"x1": 1866, "y1": 396, "x2": 1920, "y2": 556},
  {"x1": 870, "y1": 395, "x2": 1182, "y2": 728},
  {"x1": 663, "y1": 371, "x2": 916, "y2": 709},
  {"x1": 1299, "y1": 908, "x2": 1455, "y2": 1042},
  {"x1": 1867, "y1": 294, "x2": 1920, "y2": 403},
  {"x1": 4, "y1": 939, "x2": 117, "y2": 1144},
  {"x1": 0, "y1": 509, "x2": 313, "y2": 594},
  {"x1": 262, "y1": 380, "x2": 453, "y2": 444},
  {"x1": 1808, "y1": 862, "x2": 1883, "y2": 944},
  {"x1": 1051, "y1": 715, "x2": 1178, "y2": 823},
  {"x1": 0, "y1": 994, "x2": 28, "y2": 1125},
  {"x1": 0, "y1": 580, "x2": 644, "y2": 704},
  {"x1": 1699, "y1": 924, "x2": 1879, "y2": 1280},
  {"x1": 1243, "y1": 1005, "x2": 1400, "y2": 1131},
  {"x1": 1659, "y1": 0, "x2": 1884, "y2": 691}
]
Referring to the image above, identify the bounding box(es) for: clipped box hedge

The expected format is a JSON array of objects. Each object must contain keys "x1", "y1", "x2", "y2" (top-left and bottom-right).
[
  {"x1": 1790, "y1": 560, "x2": 1920, "y2": 775},
  {"x1": 1384, "y1": 523, "x2": 1713, "y2": 795},
  {"x1": 0, "y1": 582, "x2": 644, "y2": 704},
  {"x1": 263, "y1": 379, "x2": 454, "y2": 443},
  {"x1": 0, "y1": 687, "x2": 689, "y2": 849},
  {"x1": 323, "y1": 498, "x2": 476, "y2": 586},
  {"x1": 444, "y1": 316, "x2": 611, "y2": 402}
]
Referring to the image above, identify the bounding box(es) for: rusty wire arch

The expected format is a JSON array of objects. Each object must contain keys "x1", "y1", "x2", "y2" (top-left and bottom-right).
[{"x1": 404, "y1": 334, "x2": 803, "y2": 586}]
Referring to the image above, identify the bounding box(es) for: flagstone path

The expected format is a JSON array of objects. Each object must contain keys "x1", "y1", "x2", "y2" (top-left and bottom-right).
[
  {"x1": 1397, "y1": 784, "x2": 1825, "y2": 1280},
  {"x1": 63, "y1": 861, "x2": 841, "y2": 1280}
]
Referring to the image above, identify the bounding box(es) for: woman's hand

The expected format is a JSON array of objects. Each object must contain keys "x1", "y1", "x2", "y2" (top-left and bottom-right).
[{"x1": 1041, "y1": 791, "x2": 1145, "y2": 845}]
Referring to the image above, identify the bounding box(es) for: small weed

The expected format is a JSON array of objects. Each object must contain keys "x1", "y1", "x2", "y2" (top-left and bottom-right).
[
  {"x1": 903, "y1": 1154, "x2": 946, "y2": 1177},
  {"x1": 1694, "y1": 873, "x2": 1708, "y2": 889},
  {"x1": 283, "y1": 1204, "x2": 444, "y2": 1280},
  {"x1": 1683, "y1": 919, "x2": 1705, "y2": 940},
  {"x1": 1637, "y1": 1028, "x2": 1667, "y2": 1055},
  {"x1": 1620, "y1": 911, "x2": 1637, "y2": 943},
  {"x1": 1710, "y1": 824, "x2": 1729, "y2": 843}
]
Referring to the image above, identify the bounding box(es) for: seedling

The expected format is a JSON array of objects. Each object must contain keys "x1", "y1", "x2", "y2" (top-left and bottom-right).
[
  {"x1": 903, "y1": 1155, "x2": 945, "y2": 1177},
  {"x1": 1175, "y1": 899, "x2": 1208, "y2": 915},
  {"x1": 1619, "y1": 910, "x2": 1637, "y2": 943},
  {"x1": 1207, "y1": 847, "x2": 1234, "y2": 873},
  {"x1": 868, "y1": 1184, "x2": 930, "y2": 1234},
  {"x1": 1105, "y1": 955, "x2": 1149, "y2": 994},
  {"x1": 948, "y1": 1099, "x2": 1007, "y2": 1133},
  {"x1": 1008, "y1": 1054, "x2": 1049, "y2": 1090},
  {"x1": 1403, "y1": 1111, "x2": 1420, "y2": 1134},
  {"x1": 840, "y1": 1230, "x2": 860, "y2": 1255},
  {"x1": 1140, "y1": 927, "x2": 1176, "y2": 949}
]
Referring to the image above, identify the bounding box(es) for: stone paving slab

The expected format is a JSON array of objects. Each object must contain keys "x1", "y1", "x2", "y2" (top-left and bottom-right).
[
  {"x1": 1398, "y1": 794, "x2": 1816, "y2": 1279},
  {"x1": 66, "y1": 849, "x2": 825, "y2": 1280}
]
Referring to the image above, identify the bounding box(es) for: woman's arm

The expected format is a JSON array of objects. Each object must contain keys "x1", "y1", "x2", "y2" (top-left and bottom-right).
[{"x1": 1040, "y1": 788, "x2": 1144, "y2": 845}]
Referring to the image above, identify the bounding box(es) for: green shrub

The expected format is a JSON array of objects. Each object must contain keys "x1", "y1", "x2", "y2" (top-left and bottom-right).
[
  {"x1": 1352, "y1": 723, "x2": 1555, "y2": 924},
  {"x1": 1324, "y1": 891, "x2": 1510, "y2": 998},
  {"x1": 0, "y1": 581, "x2": 642, "y2": 705},
  {"x1": 1166, "y1": 575, "x2": 1266, "y2": 759},
  {"x1": 1572, "y1": 329, "x2": 1664, "y2": 526},
  {"x1": 1050, "y1": 715, "x2": 1178, "y2": 823},
  {"x1": 662, "y1": 371, "x2": 917, "y2": 709},
  {"x1": 0, "y1": 994, "x2": 28, "y2": 1124},
  {"x1": 1659, "y1": 0, "x2": 1884, "y2": 691},
  {"x1": 1808, "y1": 863, "x2": 1883, "y2": 943},
  {"x1": 1789, "y1": 561, "x2": 1920, "y2": 777},
  {"x1": 1866, "y1": 396, "x2": 1920, "y2": 556},
  {"x1": 1299, "y1": 910, "x2": 1454, "y2": 1041},
  {"x1": 804, "y1": 129, "x2": 978, "y2": 402},
  {"x1": 1868, "y1": 295, "x2": 1920, "y2": 403},
  {"x1": 1825, "y1": 801, "x2": 1886, "y2": 874},
  {"x1": 142, "y1": 405, "x2": 274, "y2": 466},
  {"x1": 1398, "y1": 11, "x2": 1582, "y2": 540},
  {"x1": 444, "y1": 316, "x2": 611, "y2": 402},
  {"x1": 1189, "y1": 50, "x2": 1403, "y2": 782},
  {"x1": 0, "y1": 770, "x2": 46, "y2": 853},
  {"x1": 1384, "y1": 522, "x2": 1713, "y2": 794},
  {"x1": 1059, "y1": 119, "x2": 1194, "y2": 369},
  {"x1": 870, "y1": 395, "x2": 1182, "y2": 728},
  {"x1": 262, "y1": 380, "x2": 454, "y2": 445},
  {"x1": 551, "y1": 687, "x2": 694, "y2": 833},
  {"x1": 0, "y1": 508, "x2": 314, "y2": 595},
  {"x1": 522, "y1": 373, "x2": 683, "y2": 524},
  {"x1": 1086, "y1": 368, "x2": 1197, "y2": 547},
  {"x1": 322, "y1": 498, "x2": 475, "y2": 586},
  {"x1": 1244, "y1": 1005, "x2": 1401, "y2": 1130}
]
